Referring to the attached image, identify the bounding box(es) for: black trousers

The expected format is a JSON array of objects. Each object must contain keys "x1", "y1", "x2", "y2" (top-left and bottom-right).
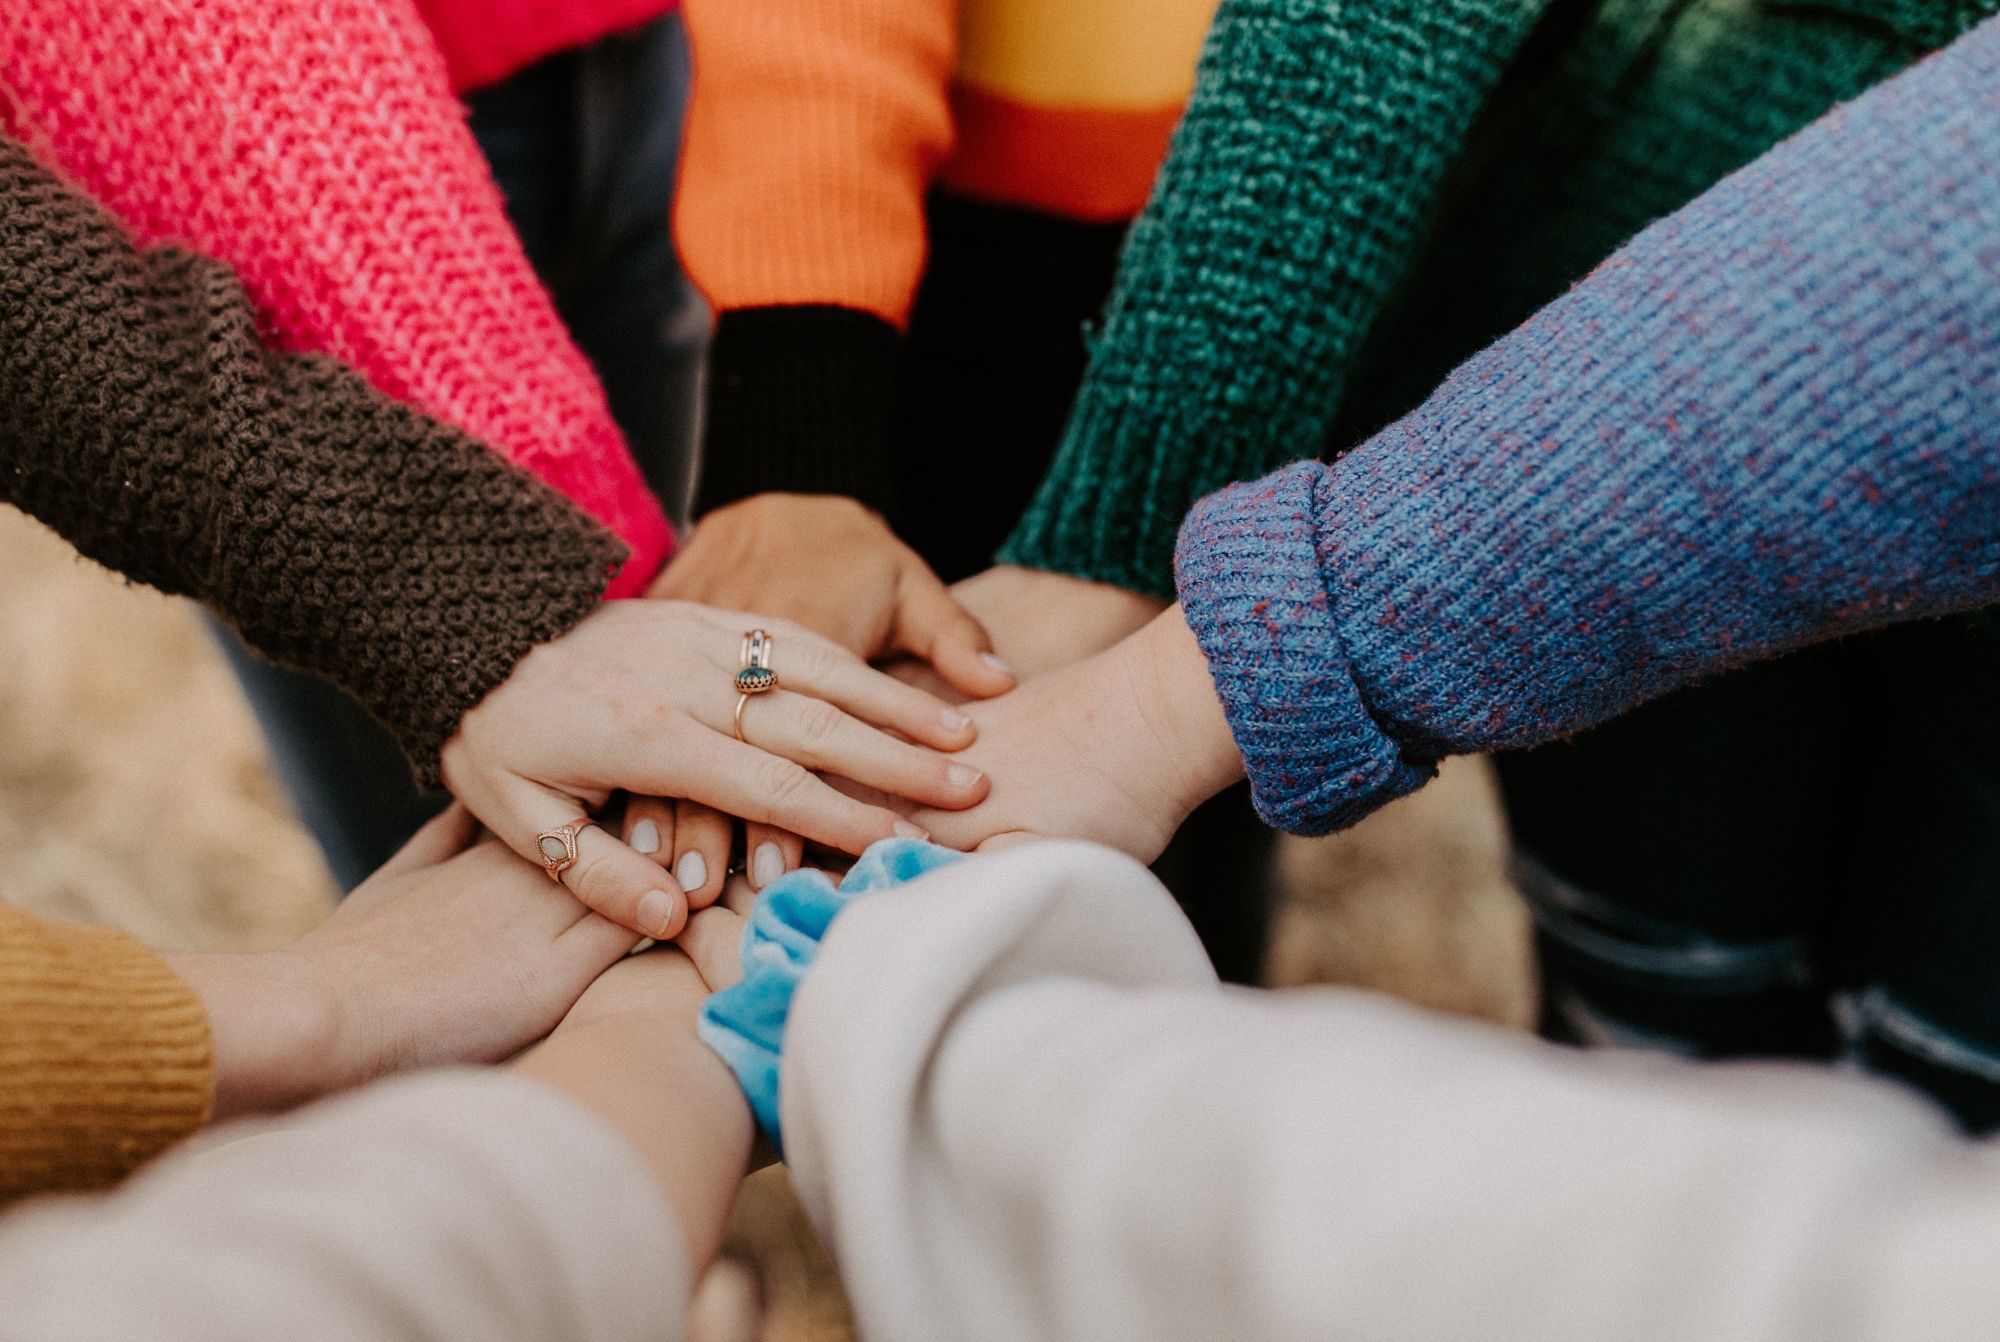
[{"x1": 1506, "y1": 617, "x2": 2000, "y2": 1131}]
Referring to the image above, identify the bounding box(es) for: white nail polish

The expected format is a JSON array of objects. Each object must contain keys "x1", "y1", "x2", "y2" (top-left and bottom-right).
[
  {"x1": 941, "y1": 707, "x2": 973, "y2": 732},
  {"x1": 637, "y1": 889, "x2": 677, "y2": 938},
  {"x1": 629, "y1": 819, "x2": 661, "y2": 855},
  {"x1": 980, "y1": 652, "x2": 1014, "y2": 677},
  {"x1": 675, "y1": 850, "x2": 707, "y2": 892},
  {"x1": 752, "y1": 843, "x2": 784, "y2": 889},
  {"x1": 948, "y1": 764, "x2": 982, "y2": 789},
  {"x1": 893, "y1": 820, "x2": 930, "y2": 841}
]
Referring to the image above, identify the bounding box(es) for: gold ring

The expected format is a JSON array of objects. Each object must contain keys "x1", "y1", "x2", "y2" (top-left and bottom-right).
[
  {"x1": 534, "y1": 819, "x2": 597, "y2": 883},
  {"x1": 734, "y1": 691, "x2": 753, "y2": 743}
]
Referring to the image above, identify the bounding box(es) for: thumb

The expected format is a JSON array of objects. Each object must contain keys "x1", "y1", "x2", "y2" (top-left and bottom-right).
[{"x1": 894, "y1": 570, "x2": 1014, "y2": 700}]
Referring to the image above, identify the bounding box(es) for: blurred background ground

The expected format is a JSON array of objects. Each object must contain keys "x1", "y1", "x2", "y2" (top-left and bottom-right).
[{"x1": 0, "y1": 501, "x2": 1534, "y2": 1340}]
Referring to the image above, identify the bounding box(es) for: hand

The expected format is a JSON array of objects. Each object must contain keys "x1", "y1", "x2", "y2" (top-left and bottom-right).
[
  {"x1": 440, "y1": 600, "x2": 987, "y2": 937},
  {"x1": 951, "y1": 565, "x2": 1169, "y2": 682},
  {"x1": 649, "y1": 494, "x2": 1015, "y2": 698},
  {"x1": 909, "y1": 608, "x2": 1245, "y2": 862},
  {"x1": 167, "y1": 806, "x2": 640, "y2": 1120}
]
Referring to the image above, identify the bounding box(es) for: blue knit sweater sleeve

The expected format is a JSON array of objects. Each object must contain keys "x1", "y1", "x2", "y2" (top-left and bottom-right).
[{"x1": 1176, "y1": 20, "x2": 2000, "y2": 836}]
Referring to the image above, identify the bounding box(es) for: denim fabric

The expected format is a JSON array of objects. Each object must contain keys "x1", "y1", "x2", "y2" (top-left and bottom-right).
[
  {"x1": 1513, "y1": 618, "x2": 2000, "y2": 1132},
  {"x1": 217, "y1": 17, "x2": 702, "y2": 891}
]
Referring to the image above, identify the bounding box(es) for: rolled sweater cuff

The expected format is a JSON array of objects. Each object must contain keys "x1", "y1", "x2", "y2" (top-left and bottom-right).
[
  {"x1": 694, "y1": 306, "x2": 904, "y2": 521},
  {"x1": 0, "y1": 907, "x2": 213, "y2": 1201},
  {"x1": 1175, "y1": 462, "x2": 1434, "y2": 833}
]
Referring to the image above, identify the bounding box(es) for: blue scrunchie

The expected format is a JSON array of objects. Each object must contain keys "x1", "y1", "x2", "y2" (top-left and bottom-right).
[{"x1": 698, "y1": 838, "x2": 963, "y2": 1152}]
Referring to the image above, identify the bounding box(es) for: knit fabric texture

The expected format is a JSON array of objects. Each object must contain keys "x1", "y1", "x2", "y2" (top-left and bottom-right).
[
  {"x1": 1008, "y1": 0, "x2": 1999, "y2": 597},
  {"x1": 415, "y1": 0, "x2": 676, "y2": 93},
  {"x1": 0, "y1": 135, "x2": 624, "y2": 786},
  {"x1": 1001, "y1": 0, "x2": 1550, "y2": 595},
  {"x1": 0, "y1": 0, "x2": 673, "y2": 595},
  {"x1": 676, "y1": 0, "x2": 1214, "y2": 514},
  {"x1": 1176, "y1": 17, "x2": 2000, "y2": 835},
  {"x1": 693, "y1": 306, "x2": 906, "y2": 518},
  {"x1": 0, "y1": 904, "x2": 211, "y2": 1202}
]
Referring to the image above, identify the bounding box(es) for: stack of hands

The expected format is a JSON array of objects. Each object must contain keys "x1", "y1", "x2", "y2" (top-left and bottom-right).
[
  {"x1": 438, "y1": 492, "x2": 1245, "y2": 944},
  {"x1": 164, "y1": 492, "x2": 1246, "y2": 1168}
]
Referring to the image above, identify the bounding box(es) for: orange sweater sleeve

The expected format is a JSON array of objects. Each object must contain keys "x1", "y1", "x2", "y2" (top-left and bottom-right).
[
  {"x1": 676, "y1": 0, "x2": 958, "y2": 328},
  {"x1": 0, "y1": 906, "x2": 213, "y2": 1202}
]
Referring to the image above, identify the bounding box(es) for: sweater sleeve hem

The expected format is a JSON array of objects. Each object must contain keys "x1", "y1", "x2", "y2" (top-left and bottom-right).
[
  {"x1": 1174, "y1": 462, "x2": 1434, "y2": 833},
  {"x1": 693, "y1": 306, "x2": 904, "y2": 520},
  {"x1": 0, "y1": 909, "x2": 213, "y2": 1201}
]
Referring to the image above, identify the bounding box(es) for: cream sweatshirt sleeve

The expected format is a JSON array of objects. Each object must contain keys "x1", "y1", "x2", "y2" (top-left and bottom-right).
[
  {"x1": 781, "y1": 842, "x2": 2000, "y2": 1342},
  {"x1": 0, "y1": 1071, "x2": 686, "y2": 1342}
]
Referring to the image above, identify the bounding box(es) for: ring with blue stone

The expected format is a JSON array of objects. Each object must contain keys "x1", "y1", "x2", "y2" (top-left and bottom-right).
[{"x1": 734, "y1": 629, "x2": 779, "y2": 742}]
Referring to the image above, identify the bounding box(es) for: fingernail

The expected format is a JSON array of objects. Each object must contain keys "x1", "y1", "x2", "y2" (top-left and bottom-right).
[
  {"x1": 629, "y1": 819, "x2": 661, "y2": 855},
  {"x1": 752, "y1": 842, "x2": 784, "y2": 889},
  {"x1": 948, "y1": 764, "x2": 983, "y2": 789},
  {"x1": 893, "y1": 820, "x2": 930, "y2": 841},
  {"x1": 980, "y1": 652, "x2": 1013, "y2": 677},
  {"x1": 941, "y1": 707, "x2": 972, "y2": 732},
  {"x1": 637, "y1": 889, "x2": 677, "y2": 938},
  {"x1": 675, "y1": 850, "x2": 707, "y2": 892}
]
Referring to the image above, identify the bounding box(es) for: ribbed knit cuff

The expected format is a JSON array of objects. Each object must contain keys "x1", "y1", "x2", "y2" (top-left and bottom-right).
[
  {"x1": 0, "y1": 910, "x2": 213, "y2": 1201},
  {"x1": 997, "y1": 403, "x2": 1189, "y2": 601},
  {"x1": 1174, "y1": 462, "x2": 1434, "y2": 835},
  {"x1": 694, "y1": 306, "x2": 904, "y2": 520}
]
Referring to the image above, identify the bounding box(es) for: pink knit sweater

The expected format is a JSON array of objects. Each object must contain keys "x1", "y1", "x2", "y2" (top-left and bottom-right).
[
  {"x1": 0, "y1": 0, "x2": 675, "y2": 595},
  {"x1": 419, "y1": 0, "x2": 677, "y2": 92}
]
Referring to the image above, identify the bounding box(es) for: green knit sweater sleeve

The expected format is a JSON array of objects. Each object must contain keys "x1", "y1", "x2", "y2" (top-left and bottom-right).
[{"x1": 999, "y1": 0, "x2": 1550, "y2": 597}]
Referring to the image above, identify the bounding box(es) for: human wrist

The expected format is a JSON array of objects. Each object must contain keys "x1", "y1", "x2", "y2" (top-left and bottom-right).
[
  {"x1": 516, "y1": 980, "x2": 753, "y2": 1265},
  {"x1": 1110, "y1": 606, "x2": 1246, "y2": 822},
  {"x1": 164, "y1": 948, "x2": 340, "y2": 1120}
]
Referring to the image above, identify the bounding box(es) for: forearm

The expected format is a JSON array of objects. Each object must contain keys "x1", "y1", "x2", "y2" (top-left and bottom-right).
[
  {"x1": 1178, "y1": 19, "x2": 2000, "y2": 833},
  {"x1": 787, "y1": 845, "x2": 2000, "y2": 1342},
  {"x1": 1000, "y1": 0, "x2": 1549, "y2": 595},
  {"x1": 513, "y1": 1008, "x2": 753, "y2": 1272},
  {"x1": 159, "y1": 952, "x2": 334, "y2": 1124},
  {"x1": 678, "y1": 0, "x2": 958, "y2": 517},
  {"x1": 0, "y1": 135, "x2": 621, "y2": 782},
  {"x1": 0, "y1": 1073, "x2": 688, "y2": 1342}
]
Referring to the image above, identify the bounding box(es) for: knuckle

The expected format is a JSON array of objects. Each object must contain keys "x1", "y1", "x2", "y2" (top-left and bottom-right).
[
  {"x1": 568, "y1": 850, "x2": 636, "y2": 917},
  {"x1": 785, "y1": 638, "x2": 836, "y2": 684},
  {"x1": 755, "y1": 755, "x2": 814, "y2": 808},
  {"x1": 794, "y1": 698, "x2": 845, "y2": 753}
]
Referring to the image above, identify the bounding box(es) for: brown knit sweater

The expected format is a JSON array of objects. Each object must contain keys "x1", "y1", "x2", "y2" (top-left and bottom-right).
[
  {"x1": 0, "y1": 132, "x2": 627, "y2": 784},
  {"x1": 0, "y1": 905, "x2": 212, "y2": 1201}
]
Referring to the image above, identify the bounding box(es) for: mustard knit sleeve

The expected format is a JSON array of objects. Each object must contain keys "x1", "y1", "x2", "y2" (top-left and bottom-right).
[{"x1": 0, "y1": 905, "x2": 213, "y2": 1202}]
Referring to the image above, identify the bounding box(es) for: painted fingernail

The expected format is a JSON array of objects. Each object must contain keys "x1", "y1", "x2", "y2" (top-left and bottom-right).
[
  {"x1": 675, "y1": 850, "x2": 707, "y2": 892},
  {"x1": 629, "y1": 819, "x2": 661, "y2": 855},
  {"x1": 752, "y1": 842, "x2": 784, "y2": 889},
  {"x1": 893, "y1": 820, "x2": 930, "y2": 841},
  {"x1": 948, "y1": 764, "x2": 983, "y2": 789},
  {"x1": 637, "y1": 889, "x2": 678, "y2": 938},
  {"x1": 980, "y1": 652, "x2": 1014, "y2": 677},
  {"x1": 941, "y1": 707, "x2": 973, "y2": 732}
]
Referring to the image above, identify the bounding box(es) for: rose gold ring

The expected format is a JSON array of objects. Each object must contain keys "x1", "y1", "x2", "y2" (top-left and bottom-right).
[
  {"x1": 734, "y1": 629, "x2": 778, "y2": 743},
  {"x1": 534, "y1": 819, "x2": 597, "y2": 883}
]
